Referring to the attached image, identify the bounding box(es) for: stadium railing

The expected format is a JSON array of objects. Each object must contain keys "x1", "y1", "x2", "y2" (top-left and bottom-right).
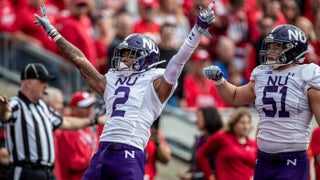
[{"x1": 0, "y1": 32, "x2": 85, "y2": 100}]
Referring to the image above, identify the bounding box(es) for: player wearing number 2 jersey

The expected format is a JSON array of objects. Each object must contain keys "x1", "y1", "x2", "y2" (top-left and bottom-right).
[
  {"x1": 202, "y1": 24, "x2": 320, "y2": 180},
  {"x1": 34, "y1": 1, "x2": 215, "y2": 179}
]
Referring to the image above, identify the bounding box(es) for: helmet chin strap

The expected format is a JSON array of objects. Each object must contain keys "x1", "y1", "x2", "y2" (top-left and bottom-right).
[
  {"x1": 266, "y1": 59, "x2": 294, "y2": 70},
  {"x1": 268, "y1": 64, "x2": 283, "y2": 70},
  {"x1": 145, "y1": 60, "x2": 166, "y2": 70}
]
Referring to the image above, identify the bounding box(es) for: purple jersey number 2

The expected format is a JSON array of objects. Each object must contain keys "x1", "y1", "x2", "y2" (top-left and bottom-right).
[
  {"x1": 262, "y1": 85, "x2": 290, "y2": 118},
  {"x1": 111, "y1": 86, "x2": 130, "y2": 117}
]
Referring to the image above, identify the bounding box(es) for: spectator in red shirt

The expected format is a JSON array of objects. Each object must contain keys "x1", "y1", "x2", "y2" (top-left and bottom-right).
[
  {"x1": 302, "y1": 0, "x2": 319, "y2": 24},
  {"x1": 11, "y1": 0, "x2": 59, "y2": 53},
  {"x1": 293, "y1": 16, "x2": 319, "y2": 65},
  {"x1": 280, "y1": 0, "x2": 301, "y2": 24},
  {"x1": 196, "y1": 107, "x2": 257, "y2": 180},
  {"x1": 262, "y1": 0, "x2": 287, "y2": 27},
  {"x1": 183, "y1": 48, "x2": 228, "y2": 109},
  {"x1": 107, "y1": 12, "x2": 133, "y2": 68},
  {"x1": 56, "y1": 91, "x2": 98, "y2": 180},
  {"x1": 57, "y1": 0, "x2": 99, "y2": 69},
  {"x1": 155, "y1": 0, "x2": 190, "y2": 46},
  {"x1": 92, "y1": 10, "x2": 115, "y2": 74},
  {"x1": 0, "y1": 0, "x2": 16, "y2": 32},
  {"x1": 310, "y1": 127, "x2": 320, "y2": 180},
  {"x1": 144, "y1": 118, "x2": 171, "y2": 180},
  {"x1": 133, "y1": 0, "x2": 161, "y2": 43}
]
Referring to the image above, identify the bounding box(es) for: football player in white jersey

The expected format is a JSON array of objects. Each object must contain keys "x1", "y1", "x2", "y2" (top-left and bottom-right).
[
  {"x1": 33, "y1": 1, "x2": 215, "y2": 179},
  {"x1": 202, "y1": 24, "x2": 320, "y2": 180}
]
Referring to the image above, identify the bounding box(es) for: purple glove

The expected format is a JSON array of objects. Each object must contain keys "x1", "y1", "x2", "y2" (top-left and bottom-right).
[{"x1": 196, "y1": 1, "x2": 215, "y2": 39}]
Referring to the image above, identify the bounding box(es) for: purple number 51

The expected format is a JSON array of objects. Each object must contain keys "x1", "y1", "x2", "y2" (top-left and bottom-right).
[{"x1": 262, "y1": 86, "x2": 290, "y2": 118}]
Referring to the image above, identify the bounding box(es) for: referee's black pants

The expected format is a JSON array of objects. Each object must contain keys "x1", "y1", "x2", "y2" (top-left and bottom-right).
[{"x1": 7, "y1": 165, "x2": 56, "y2": 180}]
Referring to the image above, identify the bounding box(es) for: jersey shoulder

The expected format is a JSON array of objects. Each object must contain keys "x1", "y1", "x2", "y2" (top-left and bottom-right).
[
  {"x1": 250, "y1": 65, "x2": 270, "y2": 80},
  {"x1": 300, "y1": 63, "x2": 320, "y2": 81}
]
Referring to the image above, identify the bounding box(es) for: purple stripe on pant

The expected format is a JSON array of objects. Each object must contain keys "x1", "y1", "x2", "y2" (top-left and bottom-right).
[
  {"x1": 254, "y1": 150, "x2": 309, "y2": 180},
  {"x1": 82, "y1": 142, "x2": 146, "y2": 180}
]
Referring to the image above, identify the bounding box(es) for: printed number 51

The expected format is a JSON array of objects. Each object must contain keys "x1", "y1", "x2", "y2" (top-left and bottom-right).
[{"x1": 262, "y1": 86, "x2": 290, "y2": 118}]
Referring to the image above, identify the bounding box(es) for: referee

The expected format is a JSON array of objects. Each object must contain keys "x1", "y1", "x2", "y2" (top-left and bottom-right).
[{"x1": 0, "y1": 63, "x2": 100, "y2": 180}]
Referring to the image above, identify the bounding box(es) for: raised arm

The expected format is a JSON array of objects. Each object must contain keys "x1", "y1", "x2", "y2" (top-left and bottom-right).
[
  {"x1": 34, "y1": 5, "x2": 106, "y2": 96},
  {"x1": 154, "y1": 1, "x2": 216, "y2": 103},
  {"x1": 203, "y1": 65, "x2": 256, "y2": 106}
]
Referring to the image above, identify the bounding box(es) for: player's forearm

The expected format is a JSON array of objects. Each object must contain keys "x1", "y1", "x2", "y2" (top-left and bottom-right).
[
  {"x1": 215, "y1": 82, "x2": 238, "y2": 105},
  {"x1": 55, "y1": 37, "x2": 106, "y2": 95},
  {"x1": 59, "y1": 116, "x2": 94, "y2": 130},
  {"x1": 215, "y1": 81, "x2": 255, "y2": 106},
  {"x1": 163, "y1": 26, "x2": 202, "y2": 84},
  {"x1": 55, "y1": 37, "x2": 86, "y2": 65}
]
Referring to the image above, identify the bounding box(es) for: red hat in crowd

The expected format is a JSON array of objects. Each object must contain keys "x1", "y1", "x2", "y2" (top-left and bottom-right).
[
  {"x1": 191, "y1": 49, "x2": 211, "y2": 62},
  {"x1": 139, "y1": 0, "x2": 159, "y2": 7},
  {"x1": 70, "y1": 91, "x2": 96, "y2": 108}
]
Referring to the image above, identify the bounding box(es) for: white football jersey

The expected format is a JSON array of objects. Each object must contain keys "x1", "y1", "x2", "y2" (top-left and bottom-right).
[
  {"x1": 251, "y1": 63, "x2": 320, "y2": 153},
  {"x1": 99, "y1": 69, "x2": 177, "y2": 150}
]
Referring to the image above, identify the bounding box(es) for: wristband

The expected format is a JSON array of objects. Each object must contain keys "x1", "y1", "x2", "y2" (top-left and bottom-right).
[
  {"x1": 53, "y1": 34, "x2": 62, "y2": 42},
  {"x1": 214, "y1": 77, "x2": 225, "y2": 85},
  {"x1": 48, "y1": 28, "x2": 62, "y2": 42}
]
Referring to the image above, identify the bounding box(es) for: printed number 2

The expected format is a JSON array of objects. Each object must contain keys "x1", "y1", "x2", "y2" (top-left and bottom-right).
[
  {"x1": 262, "y1": 86, "x2": 290, "y2": 117},
  {"x1": 111, "y1": 86, "x2": 130, "y2": 117}
]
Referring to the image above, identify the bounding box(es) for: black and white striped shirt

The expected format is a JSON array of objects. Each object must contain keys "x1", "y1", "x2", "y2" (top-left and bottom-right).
[{"x1": 5, "y1": 91, "x2": 62, "y2": 166}]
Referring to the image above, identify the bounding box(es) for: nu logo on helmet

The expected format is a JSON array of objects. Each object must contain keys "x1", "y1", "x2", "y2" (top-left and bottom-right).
[
  {"x1": 288, "y1": 29, "x2": 307, "y2": 43},
  {"x1": 142, "y1": 38, "x2": 159, "y2": 53}
]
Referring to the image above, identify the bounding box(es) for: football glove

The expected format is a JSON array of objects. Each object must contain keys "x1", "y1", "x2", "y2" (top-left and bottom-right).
[
  {"x1": 196, "y1": 1, "x2": 215, "y2": 39},
  {"x1": 203, "y1": 65, "x2": 225, "y2": 85},
  {"x1": 34, "y1": 5, "x2": 61, "y2": 41}
]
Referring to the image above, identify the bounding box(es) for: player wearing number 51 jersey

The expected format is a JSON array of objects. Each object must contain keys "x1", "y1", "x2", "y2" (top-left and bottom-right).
[
  {"x1": 202, "y1": 24, "x2": 320, "y2": 180},
  {"x1": 252, "y1": 63, "x2": 320, "y2": 153}
]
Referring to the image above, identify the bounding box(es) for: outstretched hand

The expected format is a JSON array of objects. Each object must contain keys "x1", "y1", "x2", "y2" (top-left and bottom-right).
[
  {"x1": 34, "y1": 5, "x2": 56, "y2": 37},
  {"x1": 196, "y1": 1, "x2": 215, "y2": 39}
]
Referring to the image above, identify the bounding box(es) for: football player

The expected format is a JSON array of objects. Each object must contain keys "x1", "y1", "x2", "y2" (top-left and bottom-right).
[{"x1": 202, "y1": 24, "x2": 320, "y2": 180}]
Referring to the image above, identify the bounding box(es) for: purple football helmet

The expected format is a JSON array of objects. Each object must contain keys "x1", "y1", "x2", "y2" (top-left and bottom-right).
[
  {"x1": 111, "y1": 34, "x2": 160, "y2": 76},
  {"x1": 259, "y1": 24, "x2": 308, "y2": 69}
]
